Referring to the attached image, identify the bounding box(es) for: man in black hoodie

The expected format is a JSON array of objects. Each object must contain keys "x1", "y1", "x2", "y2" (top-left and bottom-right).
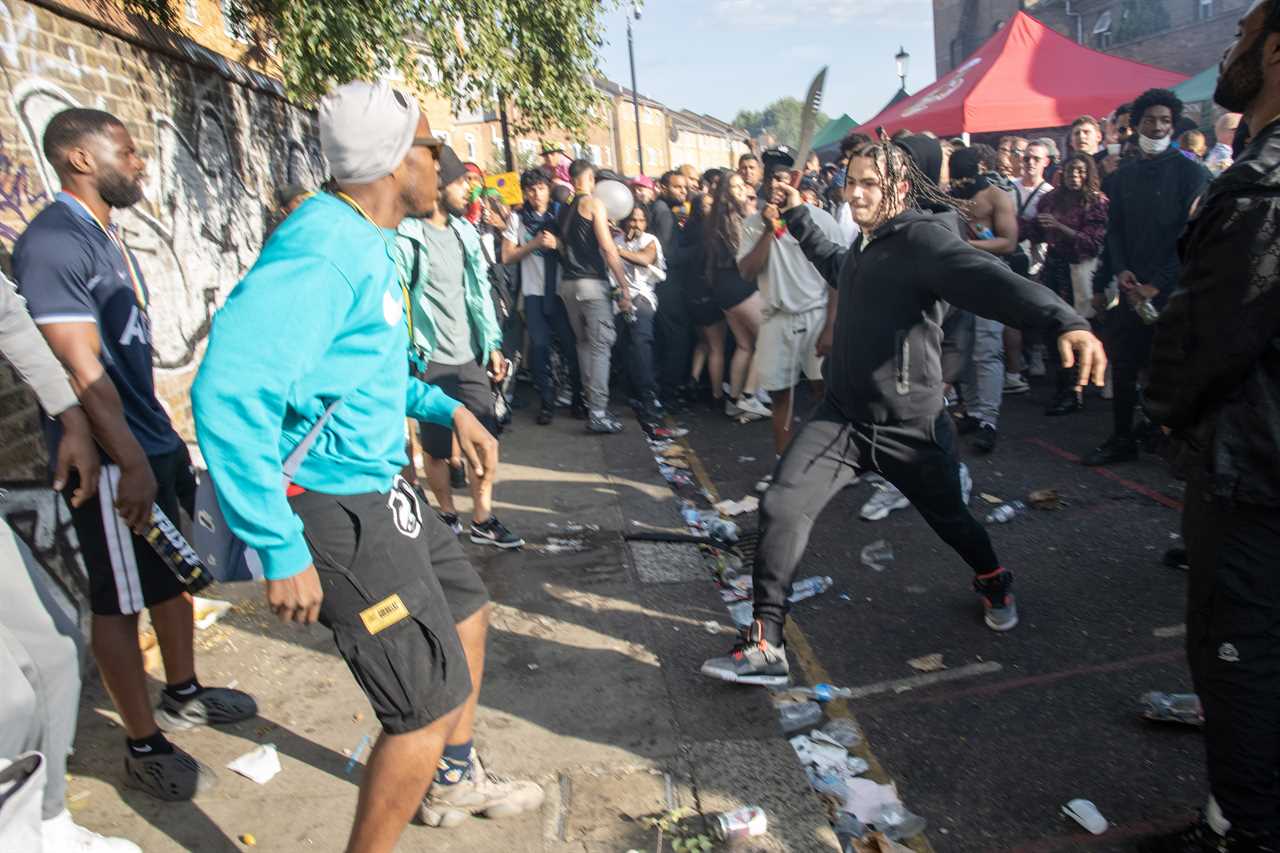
[
  {"x1": 701, "y1": 139, "x2": 1105, "y2": 686},
  {"x1": 1138, "y1": 3, "x2": 1280, "y2": 850}
]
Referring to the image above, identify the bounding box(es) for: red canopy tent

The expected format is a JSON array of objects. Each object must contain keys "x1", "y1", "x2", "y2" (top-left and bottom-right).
[{"x1": 854, "y1": 11, "x2": 1187, "y2": 138}]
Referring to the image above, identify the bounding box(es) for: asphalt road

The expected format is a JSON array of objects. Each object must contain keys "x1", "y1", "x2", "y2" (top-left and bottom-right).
[{"x1": 672, "y1": 378, "x2": 1203, "y2": 853}]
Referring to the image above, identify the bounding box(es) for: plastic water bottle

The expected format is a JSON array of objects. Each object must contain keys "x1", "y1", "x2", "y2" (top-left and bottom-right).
[
  {"x1": 1140, "y1": 691, "x2": 1204, "y2": 726},
  {"x1": 792, "y1": 683, "x2": 853, "y2": 702},
  {"x1": 985, "y1": 500, "x2": 1027, "y2": 524},
  {"x1": 706, "y1": 518, "x2": 739, "y2": 544},
  {"x1": 788, "y1": 576, "x2": 833, "y2": 603},
  {"x1": 778, "y1": 701, "x2": 823, "y2": 733}
]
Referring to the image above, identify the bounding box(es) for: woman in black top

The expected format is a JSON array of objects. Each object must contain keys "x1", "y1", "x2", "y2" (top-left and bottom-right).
[
  {"x1": 704, "y1": 171, "x2": 766, "y2": 418},
  {"x1": 678, "y1": 190, "x2": 727, "y2": 407}
]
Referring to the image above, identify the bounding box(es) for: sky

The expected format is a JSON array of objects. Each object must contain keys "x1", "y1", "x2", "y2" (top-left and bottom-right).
[{"x1": 597, "y1": 0, "x2": 939, "y2": 130}]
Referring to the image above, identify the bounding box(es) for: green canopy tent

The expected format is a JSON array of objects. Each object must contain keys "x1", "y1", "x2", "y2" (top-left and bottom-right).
[
  {"x1": 812, "y1": 114, "x2": 858, "y2": 160},
  {"x1": 1173, "y1": 65, "x2": 1219, "y2": 129}
]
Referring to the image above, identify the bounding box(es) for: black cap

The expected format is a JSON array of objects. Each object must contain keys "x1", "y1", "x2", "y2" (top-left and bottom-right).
[
  {"x1": 761, "y1": 146, "x2": 796, "y2": 169},
  {"x1": 437, "y1": 145, "x2": 468, "y2": 187}
]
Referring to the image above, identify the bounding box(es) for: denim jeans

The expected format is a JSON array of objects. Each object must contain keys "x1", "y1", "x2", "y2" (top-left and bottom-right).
[
  {"x1": 960, "y1": 316, "x2": 1005, "y2": 428},
  {"x1": 618, "y1": 298, "x2": 658, "y2": 399},
  {"x1": 525, "y1": 294, "x2": 581, "y2": 405}
]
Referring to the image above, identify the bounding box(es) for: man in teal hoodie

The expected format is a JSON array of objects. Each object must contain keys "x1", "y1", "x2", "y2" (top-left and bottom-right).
[{"x1": 192, "y1": 82, "x2": 542, "y2": 853}]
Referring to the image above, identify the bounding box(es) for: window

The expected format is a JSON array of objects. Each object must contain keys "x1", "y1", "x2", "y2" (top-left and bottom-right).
[
  {"x1": 589, "y1": 144, "x2": 602, "y2": 164},
  {"x1": 519, "y1": 139, "x2": 536, "y2": 155},
  {"x1": 221, "y1": 0, "x2": 250, "y2": 42},
  {"x1": 1197, "y1": 0, "x2": 1214, "y2": 21},
  {"x1": 646, "y1": 146, "x2": 658, "y2": 165},
  {"x1": 464, "y1": 133, "x2": 476, "y2": 159},
  {"x1": 1092, "y1": 10, "x2": 1112, "y2": 48},
  {"x1": 184, "y1": 0, "x2": 199, "y2": 23}
]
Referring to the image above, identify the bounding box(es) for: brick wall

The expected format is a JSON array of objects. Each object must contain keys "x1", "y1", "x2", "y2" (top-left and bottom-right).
[{"x1": 0, "y1": 0, "x2": 321, "y2": 604}]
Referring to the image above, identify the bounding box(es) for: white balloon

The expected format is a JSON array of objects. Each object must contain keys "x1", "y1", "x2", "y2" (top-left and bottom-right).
[{"x1": 593, "y1": 179, "x2": 635, "y2": 221}]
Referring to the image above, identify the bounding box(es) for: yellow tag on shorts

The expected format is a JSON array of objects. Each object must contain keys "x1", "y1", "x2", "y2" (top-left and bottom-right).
[{"x1": 360, "y1": 593, "x2": 410, "y2": 635}]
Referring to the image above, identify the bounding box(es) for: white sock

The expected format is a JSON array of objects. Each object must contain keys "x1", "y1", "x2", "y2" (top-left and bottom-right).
[{"x1": 1206, "y1": 796, "x2": 1231, "y2": 835}]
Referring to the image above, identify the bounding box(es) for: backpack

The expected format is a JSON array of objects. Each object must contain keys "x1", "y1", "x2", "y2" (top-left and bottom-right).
[{"x1": 192, "y1": 402, "x2": 339, "y2": 583}]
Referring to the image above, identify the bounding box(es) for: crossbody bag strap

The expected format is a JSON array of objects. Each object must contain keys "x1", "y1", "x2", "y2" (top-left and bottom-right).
[{"x1": 282, "y1": 400, "x2": 342, "y2": 482}]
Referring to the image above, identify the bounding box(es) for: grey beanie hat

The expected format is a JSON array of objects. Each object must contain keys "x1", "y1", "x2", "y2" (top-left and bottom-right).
[{"x1": 319, "y1": 80, "x2": 423, "y2": 184}]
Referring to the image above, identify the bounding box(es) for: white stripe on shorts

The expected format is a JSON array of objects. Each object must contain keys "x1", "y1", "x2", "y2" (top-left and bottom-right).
[{"x1": 99, "y1": 465, "x2": 144, "y2": 614}]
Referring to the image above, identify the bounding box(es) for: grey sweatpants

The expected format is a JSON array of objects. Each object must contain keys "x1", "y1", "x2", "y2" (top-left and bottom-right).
[
  {"x1": 559, "y1": 278, "x2": 617, "y2": 415},
  {"x1": 0, "y1": 516, "x2": 83, "y2": 820}
]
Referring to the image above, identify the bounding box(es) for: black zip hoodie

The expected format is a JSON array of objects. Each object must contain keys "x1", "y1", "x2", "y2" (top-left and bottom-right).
[{"x1": 786, "y1": 204, "x2": 1090, "y2": 425}]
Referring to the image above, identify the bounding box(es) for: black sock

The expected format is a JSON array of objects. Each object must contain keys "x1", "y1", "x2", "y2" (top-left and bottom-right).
[
  {"x1": 164, "y1": 677, "x2": 202, "y2": 702},
  {"x1": 127, "y1": 731, "x2": 174, "y2": 757}
]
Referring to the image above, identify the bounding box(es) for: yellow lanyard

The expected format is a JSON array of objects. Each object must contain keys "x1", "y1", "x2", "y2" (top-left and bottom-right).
[
  {"x1": 332, "y1": 192, "x2": 413, "y2": 342},
  {"x1": 62, "y1": 191, "x2": 147, "y2": 309}
]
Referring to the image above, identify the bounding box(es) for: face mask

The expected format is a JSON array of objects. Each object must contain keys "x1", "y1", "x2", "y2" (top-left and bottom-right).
[{"x1": 1139, "y1": 134, "x2": 1171, "y2": 155}]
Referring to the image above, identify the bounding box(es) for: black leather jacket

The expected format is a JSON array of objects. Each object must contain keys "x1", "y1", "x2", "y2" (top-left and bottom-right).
[{"x1": 1145, "y1": 118, "x2": 1280, "y2": 506}]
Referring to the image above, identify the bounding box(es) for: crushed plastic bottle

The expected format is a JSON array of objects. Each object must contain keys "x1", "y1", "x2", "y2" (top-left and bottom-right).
[
  {"x1": 788, "y1": 576, "x2": 834, "y2": 603},
  {"x1": 821, "y1": 718, "x2": 864, "y2": 749},
  {"x1": 1140, "y1": 691, "x2": 1204, "y2": 727},
  {"x1": 859, "y1": 540, "x2": 894, "y2": 572},
  {"x1": 706, "y1": 518, "x2": 740, "y2": 544},
  {"x1": 872, "y1": 802, "x2": 928, "y2": 841},
  {"x1": 985, "y1": 500, "x2": 1027, "y2": 524},
  {"x1": 778, "y1": 701, "x2": 823, "y2": 734}
]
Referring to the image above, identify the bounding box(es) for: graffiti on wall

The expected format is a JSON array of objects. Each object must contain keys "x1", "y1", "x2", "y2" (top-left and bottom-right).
[
  {"x1": 1, "y1": 484, "x2": 88, "y2": 621},
  {"x1": 0, "y1": 0, "x2": 325, "y2": 369}
]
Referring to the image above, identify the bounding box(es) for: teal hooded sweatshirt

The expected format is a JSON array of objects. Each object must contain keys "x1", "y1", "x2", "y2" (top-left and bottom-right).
[{"x1": 192, "y1": 193, "x2": 460, "y2": 581}]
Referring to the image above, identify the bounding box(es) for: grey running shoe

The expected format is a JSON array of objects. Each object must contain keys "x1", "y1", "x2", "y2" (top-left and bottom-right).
[
  {"x1": 700, "y1": 620, "x2": 790, "y2": 687},
  {"x1": 124, "y1": 746, "x2": 218, "y2": 801},
  {"x1": 587, "y1": 412, "x2": 624, "y2": 434},
  {"x1": 420, "y1": 749, "x2": 545, "y2": 827},
  {"x1": 155, "y1": 686, "x2": 257, "y2": 732},
  {"x1": 438, "y1": 511, "x2": 464, "y2": 535},
  {"x1": 974, "y1": 569, "x2": 1018, "y2": 632},
  {"x1": 860, "y1": 483, "x2": 910, "y2": 521}
]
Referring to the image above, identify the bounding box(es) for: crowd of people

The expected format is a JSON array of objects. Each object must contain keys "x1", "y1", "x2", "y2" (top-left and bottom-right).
[{"x1": 2, "y1": 2, "x2": 1279, "y2": 848}]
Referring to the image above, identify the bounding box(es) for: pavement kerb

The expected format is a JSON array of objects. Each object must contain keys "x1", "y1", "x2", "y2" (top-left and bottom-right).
[{"x1": 668, "y1": 416, "x2": 937, "y2": 853}]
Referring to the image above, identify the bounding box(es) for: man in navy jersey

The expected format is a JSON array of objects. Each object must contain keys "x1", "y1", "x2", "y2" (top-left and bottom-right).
[{"x1": 12, "y1": 108, "x2": 255, "y2": 802}]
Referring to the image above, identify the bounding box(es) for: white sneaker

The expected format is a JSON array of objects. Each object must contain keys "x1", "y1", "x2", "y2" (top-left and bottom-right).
[
  {"x1": 860, "y1": 483, "x2": 910, "y2": 521},
  {"x1": 1027, "y1": 346, "x2": 1047, "y2": 377},
  {"x1": 43, "y1": 809, "x2": 141, "y2": 852},
  {"x1": 755, "y1": 474, "x2": 773, "y2": 493},
  {"x1": 1003, "y1": 372, "x2": 1030, "y2": 395},
  {"x1": 737, "y1": 396, "x2": 773, "y2": 420},
  {"x1": 724, "y1": 398, "x2": 742, "y2": 417},
  {"x1": 755, "y1": 389, "x2": 772, "y2": 406}
]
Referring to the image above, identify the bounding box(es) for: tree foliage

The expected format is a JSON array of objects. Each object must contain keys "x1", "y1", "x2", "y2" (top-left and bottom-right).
[
  {"x1": 732, "y1": 97, "x2": 831, "y2": 149},
  {"x1": 122, "y1": 0, "x2": 615, "y2": 135}
]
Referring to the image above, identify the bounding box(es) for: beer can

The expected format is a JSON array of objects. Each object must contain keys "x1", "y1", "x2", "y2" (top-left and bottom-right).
[
  {"x1": 710, "y1": 806, "x2": 768, "y2": 841},
  {"x1": 143, "y1": 504, "x2": 213, "y2": 594}
]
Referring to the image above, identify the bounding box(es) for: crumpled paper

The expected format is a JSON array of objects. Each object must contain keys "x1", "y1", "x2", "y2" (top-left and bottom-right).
[{"x1": 226, "y1": 744, "x2": 281, "y2": 785}]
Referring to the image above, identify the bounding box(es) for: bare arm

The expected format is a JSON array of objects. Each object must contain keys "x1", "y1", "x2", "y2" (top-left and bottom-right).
[
  {"x1": 617, "y1": 240, "x2": 657, "y2": 267},
  {"x1": 38, "y1": 322, "x2": 156, "y2": 529},
  {"x1": 970, "y1": 188, "x2": 1018, "y2": 255},
  {"x1": 589, "y1": 199, "x2": 632, "y2": 304}
]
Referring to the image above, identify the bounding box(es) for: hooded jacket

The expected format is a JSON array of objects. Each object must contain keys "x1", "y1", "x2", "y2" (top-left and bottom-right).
[
  {"x1": 787, "y1": 204, "x2": 1089, "y2": 425},
  {"x1": 1145, "y1": 117, "x2": 1280, "y2": 507}
]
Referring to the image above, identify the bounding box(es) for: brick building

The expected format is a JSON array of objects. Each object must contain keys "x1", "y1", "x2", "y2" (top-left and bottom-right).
[{"x1": 934, "y1": 0, "x2": 1248, "y2": 78}]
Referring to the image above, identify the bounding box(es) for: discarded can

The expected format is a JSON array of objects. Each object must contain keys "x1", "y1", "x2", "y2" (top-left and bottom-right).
[
  {"x1": 1140, "y1": 691, "x2": 1204, "y2": 727},
  {"x1": 788, "y1": 576, "x2": 833, "y2": 603},
  {"x1": 793, "y1": 683, "x2": 854, "y2": 702},
  {"x1": 707, "y1": 806, "x2": 768, "y2": 841},
  {"x1": 985, "y1": 500, "x2": 1027, "y2": 524},
  {"x1": 778, "y1": 700, "x2": 823, "y2": 733}
]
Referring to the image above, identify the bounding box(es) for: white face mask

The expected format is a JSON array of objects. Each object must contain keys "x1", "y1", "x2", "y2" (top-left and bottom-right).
[{"x1": 1139, "y1": 133, "x2": 1171, "y2": 155}]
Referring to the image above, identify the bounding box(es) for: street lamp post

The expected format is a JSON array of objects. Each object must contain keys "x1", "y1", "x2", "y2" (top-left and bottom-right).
[
  {"x1": 895, "y1": 45, "x2": 910, "y2": 93},
  {"x1": 626, "y1": 2, "x2": 644, "y2": 175}
]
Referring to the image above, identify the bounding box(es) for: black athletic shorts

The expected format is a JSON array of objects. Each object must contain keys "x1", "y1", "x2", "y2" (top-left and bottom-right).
[
  {"x1": 417, "y1": 360, "x2": 498, "y2": 460},
  {"x1": 67, "y1": 446, "x2": 194, "y2": 616},
  {"x1": 289, "y1": 476, "x2": 489, "y2": 734}
]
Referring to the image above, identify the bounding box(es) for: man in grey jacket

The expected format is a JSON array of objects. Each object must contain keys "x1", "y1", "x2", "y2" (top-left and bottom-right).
[{"x1": 0, "y1": 273, "x2": 139, "y2": 851}]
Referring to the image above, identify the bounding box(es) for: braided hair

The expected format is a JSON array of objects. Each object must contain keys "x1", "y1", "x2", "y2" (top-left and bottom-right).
[{"x1": 849, "y1": 136, "x2": 961, "y2": 231}]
